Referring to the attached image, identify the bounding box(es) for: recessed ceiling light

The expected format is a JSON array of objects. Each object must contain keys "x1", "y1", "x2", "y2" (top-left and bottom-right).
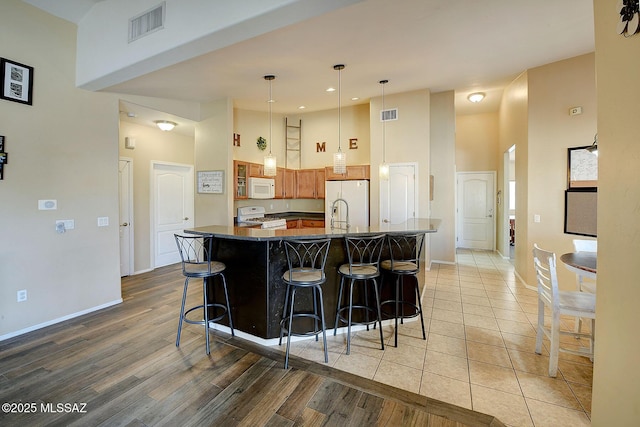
[
  {"x1": 351, "y1": 97, "x2": 359, "y2": 101},
  {"x1": 298, "y1": 105, "x2": 306, "y2": 109},
  {"x1": 467, "y1": 92, "x2": 485, "y2": 103},
  {"x1": 326, "y1": 87, "x2": 336, "y2": 92}
]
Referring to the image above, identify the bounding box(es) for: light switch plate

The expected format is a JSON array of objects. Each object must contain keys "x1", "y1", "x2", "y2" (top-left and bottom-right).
[{"x1": 97, "y1": 217, "x2": 109, "y2": 227}]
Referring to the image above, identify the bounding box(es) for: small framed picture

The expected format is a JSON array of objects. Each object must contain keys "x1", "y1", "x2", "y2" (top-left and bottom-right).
[
  {"x1": 197, "y1": 170, "x2": 224, "y2": 194},
  {"x1": 1, "y1": 58, "x2": 34, "y2": 105}
]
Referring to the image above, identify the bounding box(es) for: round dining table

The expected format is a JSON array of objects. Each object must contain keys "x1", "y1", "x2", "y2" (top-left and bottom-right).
[{"x1": 560, "y1": 251, "x2": 597, "y2": 280}]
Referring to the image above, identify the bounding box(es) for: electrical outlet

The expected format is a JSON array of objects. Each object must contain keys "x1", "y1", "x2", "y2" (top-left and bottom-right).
[{"x1": 17, "y1": 289, "x2": 27, "y2": 302}]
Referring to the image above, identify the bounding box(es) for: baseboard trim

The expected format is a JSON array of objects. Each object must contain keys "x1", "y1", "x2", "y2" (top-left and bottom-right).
[
  {"x1": 0, "y1": 299, "x2": 123, "y2": 341},
  {"x1": 514, "y1": 269, "x2": 535, "y2": 291}
]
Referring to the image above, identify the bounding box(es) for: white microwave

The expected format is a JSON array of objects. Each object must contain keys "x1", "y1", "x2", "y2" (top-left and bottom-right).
[{"x1": 248, "y1": 177, "x2": 275, "y2": 199}]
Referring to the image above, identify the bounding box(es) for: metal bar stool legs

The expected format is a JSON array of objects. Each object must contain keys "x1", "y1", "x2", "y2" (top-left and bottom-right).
[
  {"x1": 380, "y1": 232, "x2": 426, "y2": 348},
  {"x1": 334, "y1": 234, "x2": 386, "y2": 355},
  {"x1": 280, "y1": 238, "x2": 331, "y2": 369},
  {"x1": 174, "y1": 233, "x2": 234, "y2": 355},
  {"x1": 334, "y1": 275, "x2": 384, "y2": 354}
]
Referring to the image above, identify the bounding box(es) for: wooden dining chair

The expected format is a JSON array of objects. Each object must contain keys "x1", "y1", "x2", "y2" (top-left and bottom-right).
[{"x1": 532, "y1": 244, "x2": 595, "y2": 377}]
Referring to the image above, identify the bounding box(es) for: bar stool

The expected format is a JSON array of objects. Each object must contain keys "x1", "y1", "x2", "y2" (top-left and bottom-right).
[
  {"x1": 380, "y1": 232, "x2": 426, "y2": 347},
  {"x1": 279, "y1": 238, "x2": 331, "y2": 369},
  {"x1": 334, "y1": 234, "x2": 386, "y2": 354},
  {"x1": 174, "y1": 233, "x2": 234, "y2": 355}
]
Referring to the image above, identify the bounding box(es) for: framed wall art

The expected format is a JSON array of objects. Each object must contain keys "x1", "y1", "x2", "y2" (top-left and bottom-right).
[
  {"x1": 567, "y1": 145, "x2": 598, "y2": 188},
  {"x1": 564, "y1": 188, "x2": 597, "y2": 237},
  {"x1": 1, "y1": 58, "x2": 34, "y2": 105},
  {"x1": 197, "y1": 170, "x2": 224, "y2": 194}
]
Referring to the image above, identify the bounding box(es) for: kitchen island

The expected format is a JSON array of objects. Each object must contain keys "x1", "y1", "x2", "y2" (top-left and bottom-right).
[{"x1": 185, "y1": 219, "x2": 440, "y2": 342}]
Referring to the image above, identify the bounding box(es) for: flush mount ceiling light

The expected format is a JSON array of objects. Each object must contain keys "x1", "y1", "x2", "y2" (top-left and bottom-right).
[
  {"x1": 263, "y1": 75, "x2": 277, "y2": 176},
  {"x1": 333, "y1": 64, "x2": 346, "y2": 174},
  {"x1": 467, "y1": 92, "x2": 485, "y2": 103},
  {"x1": 154, "y1": 120, "x2": 177, "y2": 131}
]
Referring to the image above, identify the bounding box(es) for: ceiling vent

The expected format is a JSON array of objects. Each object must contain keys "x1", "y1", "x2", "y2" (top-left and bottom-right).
[
  {"x1": 380, "y1": 108, "x2": 398, "y2": 122},
  {"x1": 129, "y1": 2, "x2": 165, "y2": 42}
]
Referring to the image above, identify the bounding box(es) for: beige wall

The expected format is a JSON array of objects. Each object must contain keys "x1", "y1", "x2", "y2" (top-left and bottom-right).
[
  {"x1": 591, "y1": 0, "x2": 640, "y2": 423},
  {"x1": 118, "y1": 121, "x2": 195, "y2": 273},
  {"x1": 195, "y1": 99, "x2": 234, "y2": 227},
  {"x1": 499, "y1": 73, "x2": 529, "y2": 278},
  {"x1": 294, "y1": 104, "x2": 371, "y2": 169},
  {"x1": 456, "y1": 113, "x2": 499, "y2": 172},
  {"x1": 0, "y1": 1, "x2": 121, "y2": 337},
  {"x1": 524, "y1": 53, "x2": 597, "y2": 288},
  {"x1": 430, "y1": 91, "x2": 456, "y2": 263}
]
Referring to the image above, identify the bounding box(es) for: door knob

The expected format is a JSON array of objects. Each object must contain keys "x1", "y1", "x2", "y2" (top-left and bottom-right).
[
  {"x1": 184, "y1": 217, "x2": 189, "y2": 220},
  {"x1": 383, "y1": 219, "x2": 390, "y2": 223},
  {"x1": 120, "y1": 222, "x2": 128, "y2": 226}
]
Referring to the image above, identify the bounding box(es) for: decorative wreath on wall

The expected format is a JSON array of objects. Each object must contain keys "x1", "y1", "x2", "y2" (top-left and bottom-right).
[
  {"x1": 256, "y1": 136, "x2": 267, "y2": 151},
  {"x1": 618, "y1": 0, "x2": 640, "y2": 36}
]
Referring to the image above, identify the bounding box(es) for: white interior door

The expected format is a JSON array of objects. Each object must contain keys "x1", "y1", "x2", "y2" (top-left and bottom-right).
[
  {"x1": 380, "y1": 163, "x2": 417, "y2": 224},
  {"x1": 153, "y1": 162, "x2": 194, "y2": 267},
  {"x1": 457, "y1": 172, "x2": 496, "y2": 249},
  {"x1": 119, "y1": 158, "x2": 133, "y2": 276}
]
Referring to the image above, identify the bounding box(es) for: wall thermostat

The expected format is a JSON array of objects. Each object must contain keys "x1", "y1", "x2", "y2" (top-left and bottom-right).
[{"x1": 38, "y1": 199, "x2": 57, "y2": 210}]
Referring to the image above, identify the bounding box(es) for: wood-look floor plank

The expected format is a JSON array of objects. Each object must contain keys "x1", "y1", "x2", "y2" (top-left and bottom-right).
[{"x1": 275, "y1": 370, "x2": 324, "y2": 422}]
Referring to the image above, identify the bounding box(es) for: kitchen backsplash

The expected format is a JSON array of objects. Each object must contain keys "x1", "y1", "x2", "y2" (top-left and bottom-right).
[{"x1": 234, "y1": 198, "x2": 324, "y2": 215}]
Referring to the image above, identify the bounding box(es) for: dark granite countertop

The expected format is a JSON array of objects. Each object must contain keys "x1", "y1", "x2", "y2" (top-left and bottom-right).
[{"x1": 186, "y1": 218, "x2": 440, "y2": 241}]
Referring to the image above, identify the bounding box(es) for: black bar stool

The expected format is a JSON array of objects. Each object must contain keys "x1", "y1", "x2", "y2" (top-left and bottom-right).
[
  {"x1": 380, "y1": 232, "x2": 426, "y2": 347},
  {"x1": 334, "y1": 234, "x2": 386, "y2": 354},
  {"x1": 279, "y1": 238, "x2": 331, "y2": 369},
  {"x1": 174, "y1": 233, "x2": 234, "y2": 355}
]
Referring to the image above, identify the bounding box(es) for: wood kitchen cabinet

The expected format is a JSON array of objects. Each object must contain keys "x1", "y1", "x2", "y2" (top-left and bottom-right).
[
  {"x1": 301, "y1": 219, "x2": 325, "y2": 228},
  {"x1": 234, "y1": 160, "x2": 248, "y2": 200},
  {"x1": 249, "y1": 163, "x2": 263, "y2": 177},
  {"x1": 275, "y1": 167, "x2": 295, "y2": 199},
  {"x1": 325, "y1": 165, "x2": 370, "y2": 181},
  {"x1": 296, "y1": 168, "x2": 325, "y2": 199}
]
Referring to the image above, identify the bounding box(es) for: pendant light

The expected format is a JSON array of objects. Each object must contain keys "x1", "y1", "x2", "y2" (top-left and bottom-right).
[
  {"x1": 379, "y1": 79, "x2": 389, "y2": 180},
  {"x1": 333, "y1": 64, "x2": 347, "y2": 174},
  {"x1": 263, "y1": 75, "x2": 277, "y2": 176}
]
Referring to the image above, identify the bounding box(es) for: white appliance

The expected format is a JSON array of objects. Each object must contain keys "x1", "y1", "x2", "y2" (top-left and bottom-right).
[
  {"x1": 325, "y1": 180, "x2": 369, "y2": 229},
  {"x1": 248, "y1": 177, "x2": 275, "y2": 199},
  {"x1": 237, "y1": 206, "x2": 287, "y2": 229}
]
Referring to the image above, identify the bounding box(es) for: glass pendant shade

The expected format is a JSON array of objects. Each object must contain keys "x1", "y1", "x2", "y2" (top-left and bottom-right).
[
  {"x1": 263, "y1": 153, "x2": 277, "y2": 176},
  {"x1": 263, "y1": 75, "x2": 277, "y2": 176},
  {"x1": 379, "y1": 162, "x2": 389, "y2": 180},
  {"x1": 379, "y1": 79, "x2": 389, "y2": 180},
  {"x1": 333, "y1": 64, "x2": 346, "y2": 174},
  {"x1": 333, "y1": 150, "x2": 346, "y2": 174}
]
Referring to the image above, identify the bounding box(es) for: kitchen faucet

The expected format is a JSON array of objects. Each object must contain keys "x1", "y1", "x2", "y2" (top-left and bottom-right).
[{"x1": 330, "y1": 198, "x2": 350, "y2": 229}]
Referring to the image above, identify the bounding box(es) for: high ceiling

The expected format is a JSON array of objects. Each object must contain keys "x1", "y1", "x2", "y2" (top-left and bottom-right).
[{"x1": 25, "y1": 0, "x2": 595, "y2": 130}]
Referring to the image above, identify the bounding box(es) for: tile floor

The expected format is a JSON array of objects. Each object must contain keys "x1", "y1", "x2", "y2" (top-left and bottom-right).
[{"x1": 277, "y1": 249, "x2": 593, "y2": 427}]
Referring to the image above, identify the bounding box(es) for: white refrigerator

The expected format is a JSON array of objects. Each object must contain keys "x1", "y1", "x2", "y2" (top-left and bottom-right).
[{"x1": 325, "y1": 180, "x2": 369, "y2": 229}]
